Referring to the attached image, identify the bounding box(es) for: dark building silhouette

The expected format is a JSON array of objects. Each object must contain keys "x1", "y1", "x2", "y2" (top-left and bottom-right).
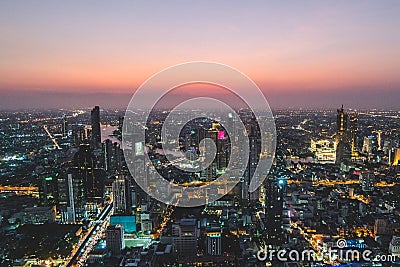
[
  {"x1": 57, "y1": 169, "x2": 86, "y2": 223},
  {"x1": 112, "y1": 175, "x2": 133, "y2": 215},
  {"x1": 61, "y1": 114, "x2": 68, "y2": 139},
  {"x1": 103, "y1": 139, "x2": 113, "y2": 172},
  {"x1": 73, "y1": 144, "x2": 105, "y2": 205},
  {"x1": 38, "y1": 173, "x2": 58, "y2": 206},
  {"x1": 264, "y1": 177, "x2": 284, "y2": 247},
  {"x1": 91, "y1": 106, "x2": 101, "y2": 147},
  {"x1": 106, "y1": 224, "x2": 125, "y2": 256},
  {"x1": 335, "y1": 105, "x2": 357, "y2": 165}
]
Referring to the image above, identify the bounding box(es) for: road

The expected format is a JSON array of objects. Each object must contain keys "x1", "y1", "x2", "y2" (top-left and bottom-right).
[{"x1": 66, "y1": 203, "x2": 113, "y2": 267}]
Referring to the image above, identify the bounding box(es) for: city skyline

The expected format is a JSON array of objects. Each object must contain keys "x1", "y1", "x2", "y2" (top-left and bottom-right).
[
  {"x1": 1, "y1": 1, "x2": 400, "y2": 266},
  {"x1": 1, "y1": 1, "x2": 400, "y2": 109}
]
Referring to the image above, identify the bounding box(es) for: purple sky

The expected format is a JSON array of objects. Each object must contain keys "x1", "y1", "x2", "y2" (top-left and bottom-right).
[{"x1": 0, "y1": 1, "x2": 399, "y2": 110}]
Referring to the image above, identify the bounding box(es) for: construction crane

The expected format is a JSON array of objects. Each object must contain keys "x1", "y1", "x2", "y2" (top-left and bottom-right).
[{"x1": 43, "y1": 125, "x2": 61, "y2": 149}]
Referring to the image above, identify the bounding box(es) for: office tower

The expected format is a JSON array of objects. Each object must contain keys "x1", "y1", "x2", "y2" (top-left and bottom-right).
[
  {"x1": 114, "y1": 142, "x2": 123, "y2": 172},
  {"x1": 113, "y1": 177, "x2": 127, "y2": 214},
  {"x1": 106, "y1": 224, "x2": 125, "y2": 256},
  {"x1": 348, "y1": 113, "x2": 358, "y2": 155},
  {"x1": 38, "y1": 173, "x2": 58, "y2": 206},
  {"x1": 376, "y1": 131, "x2": 382, "y2": 150},
  {"x1": 91, "y1": 106, "x2": 101, "y2": 147},
  {"x1": 61, "y1": 114, "x2": 68, "y2": 138},
  {"x1": 336, "y1": 105, "x2": 348, "y2": 142},
  {"x1": 335, "y1": 105, "x2": 356, "y2": 164},
  {"x1": 112, "y1": 175, "x2": 132, "y2": 215},
  {"x1": 264, "y1": 177, "x2": 284, "y2": 247},
  {"x1": 73, "y1": 144, "x2": 105, "y2": 205},
  {"x1": 202, "y1": 126, "x2": 218, "y2": 182},
  {"x1": 362, "y1": 136, "x2": 374, "y2": 155},
  {"x1": 67, "y1": 174, "x2": 76, "y2": 223},
  {"x1": 103, "y1": 139, "x2": 113, "y2": 172},
  {"x1": 360, "y1": 170, "x2": 375, "y2": 192},
  {"x1": 58, "y1": 172, "x2": 85, "y2": 223},
  {"x1": 206, "y1": 226, "x2": 222, "y2": 256},
  {"x1": 247, "y1": 117, "x2": 261, "y2": 202},
  {"x1": 172, "y1": 219, "x2": 197, "y2": 258},
  {"x1": 206, "y1": 123, "x2": 230, "y2": 172},
  {"x1": 72, "y1": 126, "x2": 87, "y2": 146}
]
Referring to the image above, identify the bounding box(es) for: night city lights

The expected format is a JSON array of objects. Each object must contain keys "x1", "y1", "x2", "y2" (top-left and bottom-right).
[{"x1": 1, "y1": 1, "x2": 400, "y2": 267}]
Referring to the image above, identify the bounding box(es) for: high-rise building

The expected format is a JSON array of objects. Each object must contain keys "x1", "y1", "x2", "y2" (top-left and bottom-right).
[
  {"x1": 38, "y1": 173, "x2": 58, "y2": 206},
  {"x1": 336, "y1": 105, "x2": 348, "y2": 143},
  {"x1": 348, "y1": 113, "x2": 358, "y2": 155},
  {"x1": 247, "y1": 117, "x2": 261, "y2": 202},
  {"x1": 72, "y1": 126, "x2": 87, "y2": 146},
  {"x1": 206, "y1": 225, "x2": 222, "y2": 256},
  {"x1": 112, "y1": 175, "x2": 132, "y2": 215},
  {"x1": 57, "y1": 144, "x2": 106, "y2": 221},
  {"x1": 360, "y1": 170, "x2": 375, "y2": 192},
  {"x1": 103, "y1": 139, "x2": 113, "y2": 172},
  {"x1": 61, "y1": 114, "x2": 68, "y2": 139},
  {"x1": 264, "y1": 177, "x2": 284, "y2": 247},
  {"x1": 362, "y1": 136, "x2": 374, "y2": 155},
  {"x1": 172, "y1": 219, "x2": 198, "y2": 258},
  {"x1": 73, "y1": 144, "x2": 105, "y2": 205},
  {"x1": 335, "y1": 105, "x2": 357, "y2": 164},
  {"x1": 106, "y1": 224, "x2": 125, "y2": 256},
  {"x1": 91, "y1": 106, "x2": 101, "y2": 147},
  {"x1": 58, "y1": 172, "x2": 86, "y2": 223}
]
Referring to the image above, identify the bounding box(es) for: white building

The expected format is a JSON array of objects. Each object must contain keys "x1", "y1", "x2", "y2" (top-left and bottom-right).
[{"x1": 310, "y1": 139, "x2": 336, "y2": 164}]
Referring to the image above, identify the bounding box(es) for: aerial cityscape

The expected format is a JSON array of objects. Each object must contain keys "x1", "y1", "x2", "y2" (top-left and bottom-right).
[
  {"x1": 0, "y1": 105, "x2": 399, "y2": 266},
  {"x1": 1, "y1": 1, "x2": 400, "y2": 267}
]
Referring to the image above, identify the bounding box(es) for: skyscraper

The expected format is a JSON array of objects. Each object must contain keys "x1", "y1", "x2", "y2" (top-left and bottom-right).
[
  {"x1": 348, "y1": 113, "x2": 358, "y2": 156},
  {"x1": 247, "y1": 117, "x2": 261, "y2": 202},
  {"x1": 362, "y1": 136, "x2": 374, "y2": 155},
  {"x1": 106, "y1": 224, "x2": 125, "y2": 256},
  {"x1": 38, "y1": 173, "x2": 58, "y2": 206},
  {"x1": 336, "y1": 105, "x2": 348, "y2": 142},
  {"x1": 335, "y1": 105, "x2": 357, "y2": 164},
  {"x1": 73, "y1": 144, "x2": 105, "y2": 205},
  {"x1": 172, "y1": 219, "x2": 198, "y2": 259},
  {"x1": 61, "y1": 114, "x2": 68, "y2": 139},
  {"x1": 91, "y1": 106, "x2": 101, "y2": 147},
  {"x1": 206, "y1": 225, "x2": 222, "y2": 256},
  {"x1": 360, "y1": 170, "x2": 375, "y2": 192},
  {"x1": 103, "y1": 139, "x2": 113, "y2": 172},
  {"x1": 57, "y1": 172, "x2": 85, "y2": 223},
  {"x1": 264, "y1": 177, "x2": 284, "y2": 247},
  {"x1": 112, "y1": 175, "x2": 132, "y2": 215}
]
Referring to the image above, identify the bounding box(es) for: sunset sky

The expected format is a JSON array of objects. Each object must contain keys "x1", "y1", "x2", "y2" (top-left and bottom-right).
[{"x1": 0, "y1": 1, "x2": 399, "y2": 109}]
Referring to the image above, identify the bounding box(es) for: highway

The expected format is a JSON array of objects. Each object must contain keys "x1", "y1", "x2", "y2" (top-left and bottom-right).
[
  {"x1": 0, "y1": 185, "x2": 38, "y2": 196},
  {"x1": 66, "y1": 203, "x2": 113, "y2": 267}
]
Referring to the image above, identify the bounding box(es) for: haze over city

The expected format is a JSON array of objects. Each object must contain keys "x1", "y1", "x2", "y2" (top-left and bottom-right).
[{"x1": 2, "y1": 1, "x2": 400, "y2": 267}]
